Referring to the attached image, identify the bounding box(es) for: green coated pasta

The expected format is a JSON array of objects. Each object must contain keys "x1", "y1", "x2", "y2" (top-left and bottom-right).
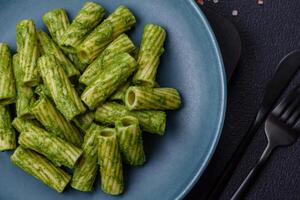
[
  {"x1": 59, "y1": 2, "x2": 105, "y2": 53},
  {"x1": 79, "y1": 34, "x2": 136, "y2": 85},
  {"x1": 73, "y1": 111, "x2": 95, "y2": 132},
  {"x1": 0, "y1": 44, "x2": 16, "y2": 105},
  {"x1": 30, "y1": 96, "x2": 83, "y2": 147},
  {"x1": 43, "y1": 8, "x2": 88, "y2": 72},
  {"x1": 18, "y1": 131, "x2": 82, "y2": 168},
  {"x1": 34, "y1": 84, "x2": 51, "y2": 98},
  {"x1": 11, "y1": 147, "x2": 71, "y2": 193},
  {"x1": 12, "y1": 54, "x2": 35, "y2": 118},
  {"x1": 71, "y1": 123, "x2": 105, "y2": 192},
  {"x1": 16, "y1": 19, "x2": 40, "y2": 87},
  {"x1": 133, "y1": 24, "x2": 166, "y2": 87},
  {"x1": 125, "y1": 86, "x2": 181, "y2": 110},
  {"x1": 95, "y1": 102, "x2": 166, "y2": 135},
  {"x1": 38, "y1": 55, "x2": 86, "y2": 120},
  {"x1": 37, "y1": 30, "x2": 80, "y2": 78},
  {"x1": 42, "y1": 8, "x2": 70, "y2": 44},
  {"x1": 12, "y1": 117, "x2": 44, "y2": 133},
  {"x1": 81, "y1": 53, "x2": 137, "y2": 109},
  {"x1": 78, "y1": 6, "x2": 136, "y2": 64},
  {"x1": 98, "y1": 128, "x2": 123, "y2": 195},
  {"x1": 110, "y1": 81, "x2": 131, "y2": 103},
  {"x1": 115, "y1": 116, "x2": 145, "y2": 165},
  {"x1": 0, "y1": 106, "x2": 16, "y2": 151}
]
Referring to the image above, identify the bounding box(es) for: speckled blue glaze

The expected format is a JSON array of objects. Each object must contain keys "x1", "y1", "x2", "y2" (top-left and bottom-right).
[{"x1": 0, "y1": 0, "x2": 226, "y2": 199}]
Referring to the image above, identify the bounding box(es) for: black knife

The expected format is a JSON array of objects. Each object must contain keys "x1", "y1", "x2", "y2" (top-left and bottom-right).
[{"x1": 207, "y1": 49, "x2": 300, "y2": 199}]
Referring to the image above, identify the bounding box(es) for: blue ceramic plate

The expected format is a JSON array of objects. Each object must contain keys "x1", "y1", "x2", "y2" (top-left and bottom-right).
[{"x1": 0, "y1": 0, "x2": 226, "y2": 199}]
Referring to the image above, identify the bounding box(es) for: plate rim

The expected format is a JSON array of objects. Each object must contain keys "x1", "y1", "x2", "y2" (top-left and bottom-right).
[{"x1": 176, "y1": 0, "x2": 227, "y2": 199}]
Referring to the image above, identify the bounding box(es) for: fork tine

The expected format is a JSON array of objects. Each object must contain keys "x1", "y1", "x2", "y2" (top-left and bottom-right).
[
  {"x1": 281, "y1": 94, "x2": 300, "y2": 122},
  {"x1": 272, "y1": 87, "x2": 300, "y2": 117}
]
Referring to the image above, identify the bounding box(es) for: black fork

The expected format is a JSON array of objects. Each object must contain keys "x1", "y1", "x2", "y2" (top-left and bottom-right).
[{"x1": 231, "y1": 86, "x2": 300, "y2": 200}]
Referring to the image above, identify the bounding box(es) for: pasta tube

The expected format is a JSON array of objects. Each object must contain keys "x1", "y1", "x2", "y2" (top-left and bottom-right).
[
  {"x1": 78, "y1": 6, "x2": 136, "y2": 64},
  {"x1": 12, "y1": 54, "x2": 35, "y2": 118},
  {"x1": 0, "y1": 106, "x2": 16, "y2": 151},
  {"x1": 59, "y1": 2, "x2": 105, "y2": 53},
  {"x1": 115, "y1": 116, "x2": 145, "y2": 165},
  {"x1": 71, "y1": 123, "x2": 105, "y2": 192},
  {"x1": 95, "y1": 102, "x2": 166, "y2": 135},
  {"x1": 98, "y1": 128, "x2": 123, "y2": 195},
  {"x1": 18, "y1": 131, "x2": 82, "y2": 168},
  {"x1": 81, "y1": 53, "x2": 137, "y2": 109},
  {"x1": 37, "y1": 30, "x2": 80, "y2": 78},
  {"x1": 73, "y1": 111, "x2": 95, "y2": 132},
  {"x1": 16, "y1": 19, "x2": 40, "y2": 86},
  {"x1": 38, "y1": 55, "x2": 86, "y2": 120},
  {"x1": 125, "y1": 86, "x2": 181, "y2": 110},
  {"x1": 133, "y1": 24, "x2": 166, "y2": 87},
  {"x1": 30, "y1": 96, "x2": 83, "y2": 147},
  {"x1": 12, "y1": 117, "x2": 45, "y2": 134},
  {"x1": 79, "y1": 34, "x2": 136, "y2": 85},
  {"x1": 43, "y1": 8, "x2": 87, "y2": 72},
  {"x1": 11, "y1": 147, "x2": 71, "y2": 193},
  {"x1": 0, "y1": 44, "x2": 16, "y2": 105}
]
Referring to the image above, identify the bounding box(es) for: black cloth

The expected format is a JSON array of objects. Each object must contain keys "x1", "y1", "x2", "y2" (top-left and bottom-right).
[{"x1": 186, "y1": 1, "x2": 300, "y2": 199}]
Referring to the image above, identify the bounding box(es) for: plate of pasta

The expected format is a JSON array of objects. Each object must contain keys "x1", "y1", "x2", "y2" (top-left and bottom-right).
[{"x1": 0, "y1": 0, "x2": 226, "y2": 200}]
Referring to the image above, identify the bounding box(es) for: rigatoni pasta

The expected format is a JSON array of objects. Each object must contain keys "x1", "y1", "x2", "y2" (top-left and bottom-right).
[
  {"x1": 71, "y1": 123, "x2": 105, "y2": 192},
  {"x1": 16, "y1": 19, "x2": 40, "y2": 87},
  {"x1": 81, "y1": 53, "x2": 137, "y2": 109},
  {"x1": 18, "y1": 131, "x2": 82, "y2": 168},
  {"x1": 95, "y1": 102, "x2": 166, "y2": 135},
  {"x1": 115, "y1": 116, "x2": 145, "y2": 165},
  {"x1": 98, "y1": 128, "x2": 124, "y2": 195},
  {"x1": 78, "y1": 6, "x2": 136, "y2": 64},
  {"x1": 30, "y1": 96, "x2": 83, "y2": 147},
  {"x1": 0, "y1": 43, "x2": 16, "y2": 105},
  {"x1": 59, "y1": 2, "x2": 105, "y2": 53},
  {"x1": 37, "y1": 30, "x2": 80, "y2": 78},
  {"x1": 0, "y1": 106, "x2": 16, "y2": 151},
  {"x1": 125, "y1": 86, "x2": 181, "y2": 110},
  {"x1": 42, "y1": 8, "x2": 87, "y2": 72},
  {"x1": 133, "y1": 24, "x2": 166, "y2": 87},
  {"x1": 11, "y1": 147, "x2": 71, "y2": 193},
  {"x1": 38, "y1": 55, "x2": 86, "y2": 120},
  {"x1": 79, "y1": 34, "x2": 136, "y2": 85}
]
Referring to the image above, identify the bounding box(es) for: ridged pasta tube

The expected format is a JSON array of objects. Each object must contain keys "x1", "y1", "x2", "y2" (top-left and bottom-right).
[
  {"x1": 81, "y1": 53, "x2": 137, "y2": 109},
  {"x1": 37, "y1": 30, "x2": 80, "y2": 78},
  {"x1": 38, "y1": 55, "x2": 86, "y2": 120},
  {"x1": 42, "y1": 8, "x2": 87, "y2": 72},
  {"x1": 0, "y1": 44, "x2": 16, "y2": 105},
  {"x1": 95, "y1": 102, "x2": 166, "y2": 135},
  {"x1": 0, "y1": 106, "x2": 16, "y2": 151},
  {"x1": 71, "y1": 123, "x2": 105, "y2": 192},
  {"x1": 78, "y1": 6, "x2": 136, "y2": 64},
  {"x1": 12, "y1": 117, "x2": 45, "y2": 134},
  {"x1": 133, "y1": 24, "x2": 166, "y2": 87},
  {"x1": 12, "y1": 54, "x2": 35, "y2": 118},
  {"x1": 98, "y1": 128, "x2": 124, "y2": 195},
  {"x1": 79, "y1": 34, "x2": 136, "y2": 85},
  {"x1": 59, "y1": 2, "x2": 105, "y2": 53},
  {"x1": 30, "y1": 96, "x2": 83, "y2": 147},
  {"x1": 125, "y1": 86, "x2": 181, "y2": 110},
  {"x1": 16, "y1": 19, "x2": 40, "y2": 87},
  {"x1": 18, "y1": 131, "x2": 82, "y2": 169},
  {"x1": 73, "y1": 111, "x2": 95, "y2": 132},
  {"x1": 11, "y1": 147, "x2": 71, "y2": 193},
  {"x1": 115, "y1": 116, "x2": 145, "y2": 165}
]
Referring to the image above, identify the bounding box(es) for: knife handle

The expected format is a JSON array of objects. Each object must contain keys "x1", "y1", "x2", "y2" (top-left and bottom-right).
[{"x1": 206, "y1": 108, "x2": 267, "y2": 200}]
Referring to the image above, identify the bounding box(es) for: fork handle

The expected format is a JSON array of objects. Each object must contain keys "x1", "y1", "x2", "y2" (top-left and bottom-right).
[{"x1": 230, "y1": 143, "x2": 275, "y2": 200}]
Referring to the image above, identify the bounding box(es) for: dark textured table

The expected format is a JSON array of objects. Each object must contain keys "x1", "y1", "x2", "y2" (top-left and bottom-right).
[{"x1": 185, "y1": 1, "x2": 300, "y2": 200}]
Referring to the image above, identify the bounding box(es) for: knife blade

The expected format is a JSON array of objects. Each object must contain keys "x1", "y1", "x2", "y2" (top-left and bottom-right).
[{"x1": 207, "y1": 49, "x2": 300, "y2": 199}]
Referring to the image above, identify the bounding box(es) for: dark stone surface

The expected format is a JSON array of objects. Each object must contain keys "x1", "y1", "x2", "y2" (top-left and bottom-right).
[{"x1": 185, "y1": 1, "x2": 300, "y2": 199}]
